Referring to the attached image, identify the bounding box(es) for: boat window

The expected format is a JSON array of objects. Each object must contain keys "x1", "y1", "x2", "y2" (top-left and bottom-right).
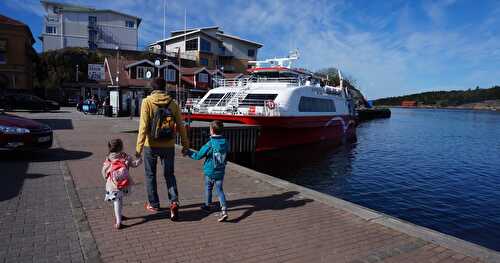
[
  {"x1": 200, "y1": 93, "x2": 225, "y2": 106},
  {"x1": 298, "y1": 97, "x2": 336, "y2": 112},
  {"x1": 240, "y1": 94, "x2": 278, "y2": 107}
]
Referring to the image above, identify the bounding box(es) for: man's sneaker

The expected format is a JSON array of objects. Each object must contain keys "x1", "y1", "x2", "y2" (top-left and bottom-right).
[
  {"x1": 218, "y1": 211, "x2": 228, "y2": 222},
  {"x1": 170, "y1": 202, "x2": 179, "y2": 221},
  {"x1": 200, "y1": 204, "x2": 211, "y2": 213},
  {"x1": 145, "y1": 203, "x2": 159, "y2": 213}
]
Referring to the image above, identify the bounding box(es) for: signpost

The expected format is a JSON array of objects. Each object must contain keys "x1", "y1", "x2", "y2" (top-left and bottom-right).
[{"x1": 88, "y1": 64, "x2": 105, "y2": 80}]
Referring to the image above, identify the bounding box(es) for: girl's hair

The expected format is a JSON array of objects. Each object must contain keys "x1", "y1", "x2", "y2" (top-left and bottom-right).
[{"x1": 108, "y1": 138, "x2": 123, "y2": 153}]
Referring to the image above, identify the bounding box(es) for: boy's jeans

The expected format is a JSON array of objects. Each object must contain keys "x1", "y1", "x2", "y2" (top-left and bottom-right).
[
  {"x1": 144, "y1": 147, "x2": 178, "y2": 208},
  {"x1": 205, "y1": 176, "x2": 227, "y2": 211}
]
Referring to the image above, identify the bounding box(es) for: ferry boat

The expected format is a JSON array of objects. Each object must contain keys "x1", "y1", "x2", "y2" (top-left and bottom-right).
[{"x1": 186, "y1": 52, "x2": 357, "y2": 151}]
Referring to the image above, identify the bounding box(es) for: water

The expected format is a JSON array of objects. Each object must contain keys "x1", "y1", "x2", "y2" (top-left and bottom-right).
[{"x1": 253, "y1": 108, "x2": 500, "y2": 251}]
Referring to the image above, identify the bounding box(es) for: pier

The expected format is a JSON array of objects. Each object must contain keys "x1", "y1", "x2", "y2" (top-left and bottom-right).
[{"x1": 1, "y1": 108, "x2": 499, "y2": 263}]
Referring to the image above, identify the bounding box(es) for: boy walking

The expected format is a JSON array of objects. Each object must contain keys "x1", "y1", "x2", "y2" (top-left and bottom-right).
[{"x1": 187, "y1": 121, "x2": 229, "y2": 222}]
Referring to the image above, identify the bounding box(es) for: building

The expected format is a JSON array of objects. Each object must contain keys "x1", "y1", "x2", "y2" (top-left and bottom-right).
[
  {"x1": 401, "y1": 100, "x2": 417, "y2": 107},
  {"x1": 149, "y1": 26, "x2": 263, "y2": 73},
  {"x1": 39, "y1": 1, "x2": 141, "y2": 52},
  {"x1": 0, "y1": 15, "x2": 36, "y2": 93}
]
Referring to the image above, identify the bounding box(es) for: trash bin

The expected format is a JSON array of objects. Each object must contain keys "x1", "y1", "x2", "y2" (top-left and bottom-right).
[{"x1": 104, "y1": 105, "x2": 113, "y2": 117}]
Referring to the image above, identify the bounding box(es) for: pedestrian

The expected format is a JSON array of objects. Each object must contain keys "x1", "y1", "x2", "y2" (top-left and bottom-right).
[
  {"x1": 135, "y1": 78, "x2": 190, "y2": 221},
  {"x1": 102, "y1": 138, "x2": 142, "y2": 229},
  {"x1": 185, "y1": 120, "x2": 229, "y2": 222}
]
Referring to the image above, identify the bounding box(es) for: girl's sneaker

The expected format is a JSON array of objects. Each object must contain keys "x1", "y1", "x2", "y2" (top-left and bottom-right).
[{"x1": 218, "y1": 211, "x2": 228, "y2": 222}]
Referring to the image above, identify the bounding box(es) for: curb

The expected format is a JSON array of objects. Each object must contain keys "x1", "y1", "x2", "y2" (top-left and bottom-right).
[
  {"x1": 226, "y1": 161, "x2": 500, "y2": 263},
  {"x1": 55, "y1": 137, "x2": 102, "y2": 263}
]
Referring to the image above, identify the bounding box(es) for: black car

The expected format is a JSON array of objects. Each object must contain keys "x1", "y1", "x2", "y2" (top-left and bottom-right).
[{"x1": 0, "y1": 94, "x2": 60, "y2": 111}]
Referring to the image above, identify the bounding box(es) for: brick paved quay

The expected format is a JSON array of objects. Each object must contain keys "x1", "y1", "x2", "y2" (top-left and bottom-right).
[{"x1": 3, "y1": 108, "x2": 500, "y2": 263}]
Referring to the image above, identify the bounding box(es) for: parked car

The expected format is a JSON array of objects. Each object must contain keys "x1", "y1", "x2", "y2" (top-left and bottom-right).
[
  {"x1": 0, "y1": 112, "x2": 53, "y2": 151},
  {"x1": 0, "y1": 94, "x2": 60, "y2": 111}
]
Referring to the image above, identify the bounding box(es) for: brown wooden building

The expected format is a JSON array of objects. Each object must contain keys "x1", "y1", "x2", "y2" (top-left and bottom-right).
[{"x1": 0, "y1": 15, "x2": 36, "y2": 94}]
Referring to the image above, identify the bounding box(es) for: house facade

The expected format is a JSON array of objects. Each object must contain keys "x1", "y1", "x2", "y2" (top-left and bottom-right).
[
  {"x1": 0, "y1": 15, "x2": 36, "y2": 94},
  {"x1": 149, "y1": 27, "x2": 262, "y2": 73},
  {"x1": 40, "y1": 1, "x2": 141, "y2": 52}
]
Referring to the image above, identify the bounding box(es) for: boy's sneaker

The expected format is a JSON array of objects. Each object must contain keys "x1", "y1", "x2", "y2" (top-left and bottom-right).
[
  {"x1": 218, "y1": 211, "x2": 228, "y2": 222},
  {"x1": 200, "y1": 204, "x2": 211, "y2": 213},
  {"x1": 170, "y1": 202, "x2": 179, "y2": 221},
  {"x1": 145, "y1": 203, "x2": 159, "y2": 213}
]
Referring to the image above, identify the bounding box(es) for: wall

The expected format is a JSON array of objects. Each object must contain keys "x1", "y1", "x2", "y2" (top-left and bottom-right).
[
  {"x1": 0, "y1": 25, "x2": 33, "y2": 90},
  {"x1": 42, "y1": 5, "x2": 139, "y2": 51},
  {"x1": 222, "y1": 37, "x2": 258, "y2": 60}
]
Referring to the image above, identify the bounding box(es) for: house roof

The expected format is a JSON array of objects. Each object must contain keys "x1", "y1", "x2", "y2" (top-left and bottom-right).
[
  {"x1": 0, "y1": 15, "x2": 35, "y2": 44},
  {"x1": 217, "y1": 33, "x2": 263, "y2": 47},
  {"x1": 223, "y1": 72, "x2": 244, "y2": 79},
  {"x1": 125, "y1": 59, "x2": 155, "y2": 69},
  {"x1": 180, "y1": 67, "x2": 209, "y2": 75},
  {"x1": 150, "y1": 30, "x2": 221, "y2": 46},
  {"x1": 208, "y1": 69, "x2": 223, "y2": 75},
  {"x1": 170, "y1": 26, "x2": 219, "y2": 34},
  {"x1": 41, "y1": 1, "x2": 142, "y2": 25},
  {"x1": 103, "y1": 58, "x2": 151, "y2": 87},
  {"x1": 157, "y1": 61, "x2": 179, "y2": 70}
]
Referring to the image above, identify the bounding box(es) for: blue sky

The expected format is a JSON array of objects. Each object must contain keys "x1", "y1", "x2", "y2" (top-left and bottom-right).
[{"x1": 1, "y1": 0, "x2": 499, "y2": 99}]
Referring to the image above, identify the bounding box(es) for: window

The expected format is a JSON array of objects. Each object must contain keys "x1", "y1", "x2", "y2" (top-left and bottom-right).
[
  {"x1": 248, "y1": 49, "x2": 255, "y2": 57},
  {"x1": 185, "y1": 38, "x2": 198, "y2": 51},
  {"x1": 88, "y1": 16, "x2": 97, "y2": 26},
  {"x1": 0, "y1": 39, "x2": 6, "y2": 64},
  {"x1": 137, "y1": 66, "x2": 154, "y2": 79},
  {"x1": 240, "y1": 94, "x2": 278, "y2": 107},
  {"x1": 200, "y1": 38, "x2": 211, "y2": 52},
  {"x1": 165, "y1": 68, "x2": 176, "y2": 82},
  {"x1": 198, "y1": 73, "x2": 209, "y2": 83},
  {"x1": 46, "y1": 26, "x2": 57, "y2": 34},
  {"x1": 200, "y1": 58, "x2": 209, "y2": 66},
  {"x1": 219, "y1": 43, "x2": 225, "y2": 54},
  {"x1": 298, "y1": 97, "x2": 336, "y2": 112},
  {"x1": 125, "y1": 20, "x2": 135, "y2": 28}
]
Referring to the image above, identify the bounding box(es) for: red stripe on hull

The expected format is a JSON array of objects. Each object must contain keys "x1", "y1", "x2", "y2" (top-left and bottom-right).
[{"x1": 184, "y1": 113, "x2": 356, "y2": 151}]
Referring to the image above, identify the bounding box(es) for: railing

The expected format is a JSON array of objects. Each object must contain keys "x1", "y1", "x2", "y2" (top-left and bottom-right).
[{"x1": 216, "y1": 77, "x2": 300, "y2": 88}]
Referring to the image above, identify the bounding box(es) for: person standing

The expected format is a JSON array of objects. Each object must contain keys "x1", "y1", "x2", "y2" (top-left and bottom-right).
[{"x1": 136, "y1": 78, "x2": 189, "y2": 220}]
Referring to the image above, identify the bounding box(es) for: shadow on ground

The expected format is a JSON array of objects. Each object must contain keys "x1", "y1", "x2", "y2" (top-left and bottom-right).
[
  {"x1": 124, "y1": 191, "x2": 313, "y2": 227},
  {"x1": 32, "y1": 119, "x2": 74, "y2": 130},
  {"x1": 0, "y1": 148, "x2": 92, "y2": 201}
]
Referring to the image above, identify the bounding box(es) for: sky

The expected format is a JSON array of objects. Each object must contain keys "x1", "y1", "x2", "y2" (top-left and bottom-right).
[{"x1": 1, "y1": 0, "x2": 499, "y2": 99}]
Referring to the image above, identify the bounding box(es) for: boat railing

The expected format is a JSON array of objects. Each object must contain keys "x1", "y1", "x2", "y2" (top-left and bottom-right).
[{"x1": 216, "y1": 77, "x2": 300, "y2": 88}]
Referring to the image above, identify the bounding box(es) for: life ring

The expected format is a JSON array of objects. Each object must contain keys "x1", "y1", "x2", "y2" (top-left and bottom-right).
[{"x1": 266, "y1": 100, "x2": 276, "y2": 109}]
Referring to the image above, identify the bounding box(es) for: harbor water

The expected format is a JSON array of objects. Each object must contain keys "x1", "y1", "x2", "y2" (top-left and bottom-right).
[{"x1": 252, "y1": 108, "x2": 500, "y2": 251}]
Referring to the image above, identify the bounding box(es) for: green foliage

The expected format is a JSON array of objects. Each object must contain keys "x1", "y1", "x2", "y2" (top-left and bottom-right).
[
  {"x1": 34, "y1": 48, "x2": 105, "y2": 90},
  {"x1": 373, "y1": 86, "x2": 500, "y2": 106}
]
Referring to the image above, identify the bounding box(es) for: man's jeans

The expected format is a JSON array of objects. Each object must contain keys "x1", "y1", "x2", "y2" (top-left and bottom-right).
[
  {"x1": 144, "y1": 147, "x2": 177, "y2": 208},
  {"x1": 204, "y1": 176, "x2": 226, "y2": 211}
]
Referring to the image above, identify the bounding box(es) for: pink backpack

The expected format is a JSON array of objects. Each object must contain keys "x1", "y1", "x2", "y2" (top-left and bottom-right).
[{"x1": 106, "y1": 157, "x2": 130, "y2": 190}]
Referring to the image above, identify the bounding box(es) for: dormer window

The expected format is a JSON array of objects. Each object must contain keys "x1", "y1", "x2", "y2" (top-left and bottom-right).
[
  {"x1": 137, "y1": 66, "x2": 154, "y2": 79},
  {"x1": 125, "y1": 20, "x2": 135, "y2": 28},
  {"x1": 199, "y1": 73, "x2": 209, "y2": 83}
]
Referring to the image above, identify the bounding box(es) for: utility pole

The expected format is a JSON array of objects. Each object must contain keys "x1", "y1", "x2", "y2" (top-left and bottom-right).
[
  {"x1": 163, "y1": 0, "x2": 166, "y2": 39},
  {"x1": 76, "y1": 64, "x2": 79, "y2": 82}
]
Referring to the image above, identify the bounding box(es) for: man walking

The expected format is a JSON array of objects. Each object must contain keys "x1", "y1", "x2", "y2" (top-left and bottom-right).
[{"x1": 136, "y1": 78, "x2": 189, "y2": 220}]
